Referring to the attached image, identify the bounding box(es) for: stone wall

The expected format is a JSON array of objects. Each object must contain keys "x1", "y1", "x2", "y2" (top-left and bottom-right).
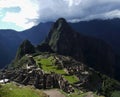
[{"x1": 0, "y1": 67, "x2": 74, "y2": 93}]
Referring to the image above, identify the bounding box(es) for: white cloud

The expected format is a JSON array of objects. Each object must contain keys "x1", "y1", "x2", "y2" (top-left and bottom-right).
[
  {"x1": 2, "y1": 12, "x2": 35, "y2": 29},
  {"x1": 105, "y1": 10, "x2": 120, "y2": 19},
  {"x1": 1, "y1": 0, "x2": 120, "y2": 30},
  {"x1": 0, "y1": 0, "x2": 39, "y2": 30}
]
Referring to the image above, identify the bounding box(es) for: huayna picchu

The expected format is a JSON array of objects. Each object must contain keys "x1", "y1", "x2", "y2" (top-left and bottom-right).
[
  {"x1": 45, "y1": 18, "x2": 115, "y2": 77},
  {"x1": 0, "y1": 18, "x2": 120, "y2": 97}
]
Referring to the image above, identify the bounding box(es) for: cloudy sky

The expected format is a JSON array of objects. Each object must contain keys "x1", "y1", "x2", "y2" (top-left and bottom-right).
[{"x1": 0, "y1": 0, "x2": 120, "y2": 31}]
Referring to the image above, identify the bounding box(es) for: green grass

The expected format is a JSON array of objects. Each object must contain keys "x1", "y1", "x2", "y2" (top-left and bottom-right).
[
  {"x1": 34, "y1": 55, "x2": 79, "y2": 84},
  {"x1": 0, "y1": 83, "x2": 47, "y2": 97},
  {"x1": 64, "y1": 75, "x2": 79, "y2": 84}
]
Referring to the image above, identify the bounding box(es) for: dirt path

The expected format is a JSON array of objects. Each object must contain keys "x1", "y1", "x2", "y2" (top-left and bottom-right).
[{"x1": 43, "y1": 89, "x2": 65, "y2": 97}]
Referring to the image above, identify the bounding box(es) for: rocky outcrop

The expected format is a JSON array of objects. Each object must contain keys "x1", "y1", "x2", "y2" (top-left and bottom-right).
[
  {"x1": 45, "y1": 18, "x2": 115, "y2": 77},
  {"x1": 1, "y1": 54, "x2": 75, "y2": 93},
  {"x1": 15, "y1": 40, "x2": 35, "y2": 60},
  {"x1": 45, "y1": 18, "x2": 84, "y2": 60}
]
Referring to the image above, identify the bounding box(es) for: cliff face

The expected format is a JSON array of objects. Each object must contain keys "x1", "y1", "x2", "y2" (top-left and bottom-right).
[
  {"x1": 45, "y1": 18, "x2": 84, "y2": 60},
  {"x1": 45, "y1": 18, "x2": 115, "y2": 76}
]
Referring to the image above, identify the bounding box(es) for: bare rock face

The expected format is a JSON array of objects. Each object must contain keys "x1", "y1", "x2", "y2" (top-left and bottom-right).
[
  {"x1": 45, "y1": 18, "x2": 116, "y2": 77},
  {"x1": 45, "y1": 18, "x2": 83, "y2": 59}
]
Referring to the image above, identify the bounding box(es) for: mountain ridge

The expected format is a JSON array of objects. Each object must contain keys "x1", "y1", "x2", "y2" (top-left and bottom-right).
[
  {"x1": 0, "y1": 18, "x2": 120, "y2": 82},
  {"x1": 0, "y1": 22, "x2": 52, "y2": 68}
]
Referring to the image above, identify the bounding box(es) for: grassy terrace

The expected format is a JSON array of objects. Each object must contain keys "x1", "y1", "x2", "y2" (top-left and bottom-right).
[
  {"x1": 34, "y1": 55, "x2": 79, "y2": 84},
  {"x1": 0, "y1": 83, "x2": 47, "y2": 97}
]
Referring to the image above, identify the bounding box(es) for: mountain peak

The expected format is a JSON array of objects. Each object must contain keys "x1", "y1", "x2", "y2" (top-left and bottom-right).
[
  {"x1": 44, "y1": 18, "x2": 115, "y2": 76},
  {"x1": 15, "y1": 40, "x2": 35, "y2": 60},
  {"x1": 45, "y1": 18, "x2": 82, "y2": 58},
  {"x1": 45, "y1": 18, "x2": 74, "y2": 45},
  {"x1": 56, "y1": 18, "x2": 67, "y2": 24},
  {"x1": 53, "y1": 18, "x2": 72, "y2": 32}
]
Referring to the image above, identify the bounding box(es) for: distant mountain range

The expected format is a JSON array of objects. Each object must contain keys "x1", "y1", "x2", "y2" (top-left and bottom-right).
[
  {"x1": 70, "y1": 18, "x2": 120, "y2": 55},
  {"x1": 0, "y1": 18, "x2": 120, "y2": 72},
  {"x1": 0, "y1": 22, "x2": 52, "y2": 68}
]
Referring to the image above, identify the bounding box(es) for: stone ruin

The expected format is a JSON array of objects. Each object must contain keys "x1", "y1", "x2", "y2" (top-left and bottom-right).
[
  {"x1": 0, "y1": 55, "x2": 74, "y2": 93},
  {"x1": 0, "y1": 54, "x2": 93, "y2": 93},
  {"x1": 0, "y1": 68, "x2": 74, "y2": 93}
]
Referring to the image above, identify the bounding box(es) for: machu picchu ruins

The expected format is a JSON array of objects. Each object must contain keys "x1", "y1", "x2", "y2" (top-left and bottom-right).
[{"x1": 0, "y1": 53, "x2": 93, "y2": 93}]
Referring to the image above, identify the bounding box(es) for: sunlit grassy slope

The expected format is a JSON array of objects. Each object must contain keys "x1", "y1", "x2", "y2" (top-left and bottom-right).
[{"x1": 0, "y1": 83, "x2": 47, "y2": 97}]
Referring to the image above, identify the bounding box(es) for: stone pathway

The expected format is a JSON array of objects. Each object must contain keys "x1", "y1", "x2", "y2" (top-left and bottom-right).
[{"x1": 43, "y1": 89, "x2": 65, "y2": 97}]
